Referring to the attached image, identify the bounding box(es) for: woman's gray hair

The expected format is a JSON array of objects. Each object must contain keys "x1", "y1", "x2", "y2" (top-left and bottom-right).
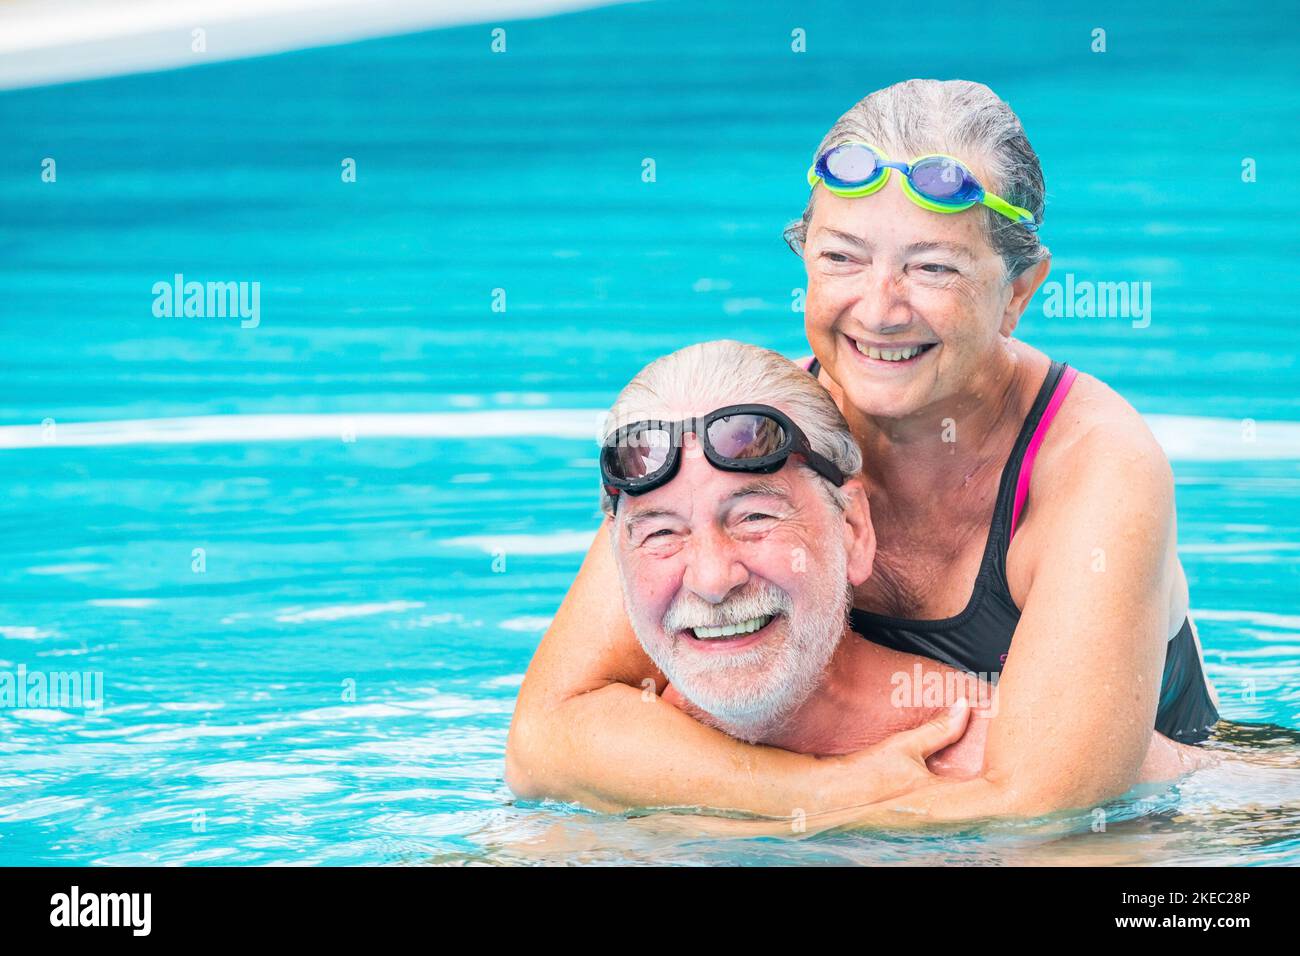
[
  {"x1": 600, "y1": 340, "x2": 863, "y2": 519},
  {"x1": 784, "y1": 78, "x2": 1049, "y2": 280}
]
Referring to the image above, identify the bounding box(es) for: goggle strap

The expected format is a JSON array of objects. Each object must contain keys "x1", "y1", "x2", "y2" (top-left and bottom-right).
[
  {"x1": 799, "y1": 447, "x2": 846, "y2": 487},
  {"x1": 981, "y1": 192, "x2": 1037, "y2": 228}
]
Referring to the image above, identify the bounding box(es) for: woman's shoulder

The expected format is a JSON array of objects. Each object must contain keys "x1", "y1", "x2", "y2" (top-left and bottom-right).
[
  {"x1": 1008, "y1": 360, "x2": 1178, "y2": 603},
  {"x1": 1056, "y1": 367, "x2": 1166, "y2": 458},
  {"x1": 1036, "y1": 364, "x2": 1173, "y2": 501}
]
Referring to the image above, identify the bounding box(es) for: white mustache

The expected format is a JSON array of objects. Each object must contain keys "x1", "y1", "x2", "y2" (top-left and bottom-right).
[{"x1": 661, "y1": 583, "x2": 792, "y2": 632}]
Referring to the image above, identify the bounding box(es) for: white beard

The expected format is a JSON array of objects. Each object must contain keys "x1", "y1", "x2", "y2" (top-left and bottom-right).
[{"x1": 618, "y1": 545, "x2": 852, "y2": 744}]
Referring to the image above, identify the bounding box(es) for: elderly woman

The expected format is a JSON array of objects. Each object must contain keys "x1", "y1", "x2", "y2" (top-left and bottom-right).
[{"x1": 505, "y1": 79, "x2": 1220, "y2": 822}]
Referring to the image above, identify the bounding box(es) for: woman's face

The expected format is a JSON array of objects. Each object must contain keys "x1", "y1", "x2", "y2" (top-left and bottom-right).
[{"x1": 802, "y1": 155, "x2": 1023, "y2": 420}]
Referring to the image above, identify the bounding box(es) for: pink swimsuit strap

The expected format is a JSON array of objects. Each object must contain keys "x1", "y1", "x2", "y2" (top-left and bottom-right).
[
  {"x1": 803, "y1": 353, "x2": 1077, "y2": 543},
  {"x1": 1010, "y1": 365, "x2": 1079, "y2": 541}
]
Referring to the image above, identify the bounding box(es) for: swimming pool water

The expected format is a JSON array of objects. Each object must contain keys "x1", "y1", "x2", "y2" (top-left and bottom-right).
[{"x1": 1, "y1": 0, "x2": 1298, "y2": 865}]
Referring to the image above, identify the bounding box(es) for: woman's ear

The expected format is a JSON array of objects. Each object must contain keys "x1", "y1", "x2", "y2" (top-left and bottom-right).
[
  {"x1": 1000, "y1": 254, "x2": 1051, "y2": 337},
  {"x1": 839, "y1": 478, "x2": 876, "y2": 586}
]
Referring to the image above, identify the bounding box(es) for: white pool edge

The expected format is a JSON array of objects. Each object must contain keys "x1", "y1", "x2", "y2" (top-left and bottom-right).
[{"x1": 0, "y1": 410, "x2": 1297, "y2": 461}]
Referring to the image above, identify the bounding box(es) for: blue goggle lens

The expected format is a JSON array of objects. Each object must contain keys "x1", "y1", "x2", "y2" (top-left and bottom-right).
[
  {"x1": 823, "y1": 144, "x2": 881, "y2": 187},
  {"x1": 909, "y1": 156, "x2": 982, "y2": 205}
]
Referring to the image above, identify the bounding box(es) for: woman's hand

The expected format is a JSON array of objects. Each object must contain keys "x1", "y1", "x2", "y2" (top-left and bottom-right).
[{"x1": 827, "y1": 698, "x2": 974, "y2": 802}]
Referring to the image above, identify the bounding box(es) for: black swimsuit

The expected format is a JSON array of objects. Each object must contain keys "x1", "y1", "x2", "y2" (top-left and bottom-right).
[{"x1": 807, "y1": 357, "x2": 1221, "y2": 743}]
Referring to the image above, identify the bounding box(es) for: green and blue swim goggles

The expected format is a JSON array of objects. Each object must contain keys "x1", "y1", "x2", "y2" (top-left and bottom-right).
[{"x1": 807, "y1": 142, "x2": 1038, "y2": 230}]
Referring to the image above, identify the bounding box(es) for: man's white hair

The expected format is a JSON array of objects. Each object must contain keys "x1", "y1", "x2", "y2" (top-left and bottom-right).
[{"x1": 600, "y1": 340, "x2": 862, "y2": 518}]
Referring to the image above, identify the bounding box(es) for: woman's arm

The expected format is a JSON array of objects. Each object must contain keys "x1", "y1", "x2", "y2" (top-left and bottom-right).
[
  {"x1": 838, "y1": 420, "x2": 1180, "y2": 823},
  {"x1": 504, "y1": 519, "x2": 970, "y2": 815}
]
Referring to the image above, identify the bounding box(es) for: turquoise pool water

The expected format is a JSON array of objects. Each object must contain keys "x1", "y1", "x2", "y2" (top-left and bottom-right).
[{"x1": 1, "y1": 0, "x2": 1298, "y2": 865}]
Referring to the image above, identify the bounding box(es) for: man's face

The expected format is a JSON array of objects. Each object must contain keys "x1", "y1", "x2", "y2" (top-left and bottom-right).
[{"x1": 611, "y1": 427, "x2": 871, "y2": 741}]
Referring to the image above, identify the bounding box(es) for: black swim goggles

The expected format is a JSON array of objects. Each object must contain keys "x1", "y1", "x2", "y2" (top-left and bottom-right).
[{"x1": 600, "y1": 403, "x2": 846, "y2": 509}]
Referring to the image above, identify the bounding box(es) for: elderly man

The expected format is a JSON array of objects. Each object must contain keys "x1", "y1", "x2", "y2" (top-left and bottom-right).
[{"x1": 576, "y1": 339, "x2": 1200, "y2": 794}]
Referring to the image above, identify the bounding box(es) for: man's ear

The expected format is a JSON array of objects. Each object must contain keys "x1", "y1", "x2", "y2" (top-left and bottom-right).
[
  {"x1": 1000, "y1": 254, "x2": 1051, "y2": 337},
  {"x1": 839, "y1": 478, "x2": 875, "y2": 586}
]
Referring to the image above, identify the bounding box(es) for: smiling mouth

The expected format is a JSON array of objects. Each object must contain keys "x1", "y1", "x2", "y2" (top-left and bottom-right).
[
  {"x1": 688, "y1": 614, "x2": 775, "y2": 642},
  {"x1": 849, "y1": 337, "x2": 938, "y2": 364}
]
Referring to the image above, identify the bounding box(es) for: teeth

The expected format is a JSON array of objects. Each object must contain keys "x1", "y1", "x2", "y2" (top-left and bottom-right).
[
  {"x1": 855, "y1": 341, "x2": 926, "y2": 362},
  {"x1": 691, "y1": 614, "x2": 773, "y2": 640}
]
